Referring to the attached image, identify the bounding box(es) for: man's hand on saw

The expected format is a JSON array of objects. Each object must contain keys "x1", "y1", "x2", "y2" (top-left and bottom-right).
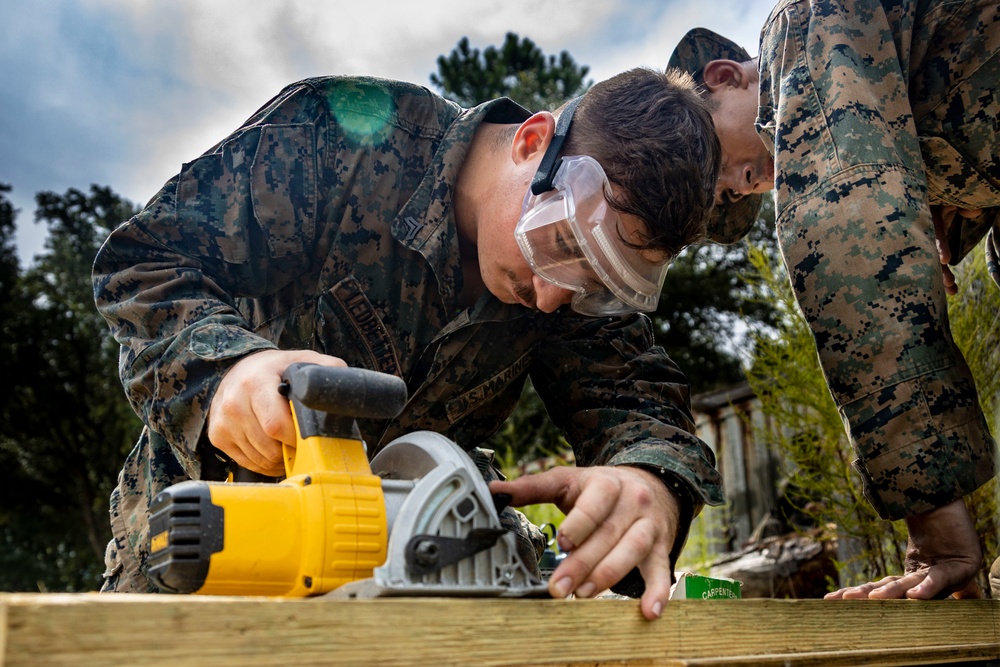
[
  {"x1": 490, "y1": 466, "x2": 680, "y2": 620},
  {"x1": 207, "y1": 349, "x2": 347, "y2": 476},
  {"x1": 824, "y1": 498, "x2": 984, "y2": 601}
]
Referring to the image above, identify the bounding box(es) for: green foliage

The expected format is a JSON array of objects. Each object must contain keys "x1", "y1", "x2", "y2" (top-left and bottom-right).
[
  {"x1": 946, "y1": 244, "x2": 1000, "y2": 586},
  {"x1": 0, "y1": 184, "x2": 141, "y2": 592},
  {"x1": 0, "y1": 184, "x2": 18, "y2": 286},
  {"x1": 948, "y1": 245, "x2": 1000, "y2": 424},
  {"x1": 675, "y1": 504, "x2": 731, "y2": 573},
  {"x1": 430, "y1": 32, "x2": 591, "y2": 110},
  {"x1": 485, "y1": 379, "x2": 569, "y2": 466},
  {"x1": 517, "y1": 503, "x2": 565, "y2": 530},
  {"x1": 742, "y1": 243, "x2": 908, "y2": 587}
]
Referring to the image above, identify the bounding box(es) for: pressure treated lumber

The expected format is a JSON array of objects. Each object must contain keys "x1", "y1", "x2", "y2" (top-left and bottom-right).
[{"x1": 1, "y1": 594, "x2": 998, "y2": 667}]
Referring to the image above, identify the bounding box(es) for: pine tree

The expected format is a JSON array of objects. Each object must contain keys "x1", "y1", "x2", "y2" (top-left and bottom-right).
[{"x1": 430, "y1": 32, "x2": 591, "y2": 111}]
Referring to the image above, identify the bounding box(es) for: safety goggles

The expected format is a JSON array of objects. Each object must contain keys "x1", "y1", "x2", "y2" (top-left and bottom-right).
[{"x1": 515, "y1": 99, "x2": 669, "y2": 317}]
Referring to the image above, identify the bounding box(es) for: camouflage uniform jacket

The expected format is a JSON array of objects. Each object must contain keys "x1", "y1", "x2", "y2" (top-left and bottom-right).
[
  {"x1": 755, "y1": 0, "x2": 999, "y2": 520},
  {"x1": 93, "y1": 76, "x2": 723, "y2": 592}
]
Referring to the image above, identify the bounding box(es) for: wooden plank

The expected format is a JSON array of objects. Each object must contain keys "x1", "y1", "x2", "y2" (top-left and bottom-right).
[
  {"x1": 681, "y1": 645, "x2": 1000, "y2": 667},
  {"x1": 1, "y1": 594, "x2": 997, "y2": 667}
]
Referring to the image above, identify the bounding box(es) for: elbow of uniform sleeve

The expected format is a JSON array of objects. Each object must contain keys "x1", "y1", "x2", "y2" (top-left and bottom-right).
[
  {"x1": 127, "y1": 321, "x2": 279, "y2": 471},
  {"x1": 93, "y1": 213, "x2": 281, "y2": 467},
  {"x1": 94, "y1": 227, "x2": 278, "y2": 467}
]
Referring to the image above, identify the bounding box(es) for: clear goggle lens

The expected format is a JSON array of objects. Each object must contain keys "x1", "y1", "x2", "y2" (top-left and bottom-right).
[{"x1": 515, "y1": 155, "x2": 669, "y2": 316}]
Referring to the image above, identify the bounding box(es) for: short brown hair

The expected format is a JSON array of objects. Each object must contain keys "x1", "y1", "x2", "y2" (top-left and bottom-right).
[{"x1": 561, "y1": 67, "x2": 720, "y2": 257}]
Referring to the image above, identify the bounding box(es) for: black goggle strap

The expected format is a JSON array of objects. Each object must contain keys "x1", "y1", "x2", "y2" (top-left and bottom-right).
[{"x1": 530, "y1": 96, "x2": 583, "y2": 196}]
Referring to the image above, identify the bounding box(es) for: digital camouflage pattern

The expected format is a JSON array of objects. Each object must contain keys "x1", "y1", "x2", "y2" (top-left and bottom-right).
[
  {"x1": 93, "y1": 76, "x2": 723, "y2": 593},
  {"x1": 755, "y1": 0, "x2": 999, "y2": 520},
  {"x1": 756, "y1": 0, "x2": 1000, "y2": 519},
  {"x1": 670, "y1": 0, "x2": 999, "y2": 521}
]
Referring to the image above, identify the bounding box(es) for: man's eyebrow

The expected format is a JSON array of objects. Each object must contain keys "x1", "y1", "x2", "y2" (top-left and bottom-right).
[{"x1": 556, "y1": 229, "x2": 574, "y2": 255}]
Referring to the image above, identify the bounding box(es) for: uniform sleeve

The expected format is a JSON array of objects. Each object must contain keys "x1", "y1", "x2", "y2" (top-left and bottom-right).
[
  {"x1": 92, "y1": 83, "x2": 325, "y2": 475},
  {"x1": 757, "y1": 1, "x2": 997, "y2": 520}
]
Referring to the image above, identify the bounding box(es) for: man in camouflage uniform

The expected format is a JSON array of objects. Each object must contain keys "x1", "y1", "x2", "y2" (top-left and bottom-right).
[
  {"x1": 669, "y1": 0, "x2": 1000, "y2": 599},
  {"x1": 93, "y1": 68, "x2": 724, "y2": 619}
]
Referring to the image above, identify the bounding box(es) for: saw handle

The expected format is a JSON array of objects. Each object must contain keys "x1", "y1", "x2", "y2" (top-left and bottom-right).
[
  {"x1": 280, "y1": 364, "x2": 408, "y2": 420},
  {"x1": 279, "y1": 364, "x2": 408, "y2": 442}
]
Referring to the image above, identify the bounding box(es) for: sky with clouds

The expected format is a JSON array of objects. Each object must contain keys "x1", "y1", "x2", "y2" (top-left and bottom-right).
[{"x1": 2, "y1": 0, "x2": 774, "y2": 266}]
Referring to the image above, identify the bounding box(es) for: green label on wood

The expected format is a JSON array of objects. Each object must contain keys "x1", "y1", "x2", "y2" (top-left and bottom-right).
[{"x1": 670, "y1": 573, "x2": 742, "y2": 600}]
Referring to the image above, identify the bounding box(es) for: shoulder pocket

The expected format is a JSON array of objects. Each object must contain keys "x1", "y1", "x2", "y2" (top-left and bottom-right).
[
  {"x1": 176, "y1": 138, "x2": 254, "y2": 263},
  {"x1": 251, "y1": 124, "x2": 318, "y2": 258}
]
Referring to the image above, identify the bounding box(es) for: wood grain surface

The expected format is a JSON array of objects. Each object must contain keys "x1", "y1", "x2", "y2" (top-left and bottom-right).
[{"x1": 1, "y1": 594, "x2": 998, "y2": 666}]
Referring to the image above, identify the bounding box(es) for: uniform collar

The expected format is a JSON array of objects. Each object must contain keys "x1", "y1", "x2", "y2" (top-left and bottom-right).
[{"x1": 390, "y1": 97, "x2": 531, "y2": 307}]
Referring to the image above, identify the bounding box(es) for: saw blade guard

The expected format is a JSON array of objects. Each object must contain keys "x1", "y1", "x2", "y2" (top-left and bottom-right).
[{"x1": 335, "y1": 430, "x2": 547, "y2": 598}]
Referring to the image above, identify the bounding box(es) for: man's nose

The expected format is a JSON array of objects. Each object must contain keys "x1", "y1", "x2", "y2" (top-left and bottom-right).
[
  {"x1": 533, "y1": 277, "x2": 574, "y2": 313},
  {"x1": 731, "y1": 164, "x2": 756, "y2": 196},
  {"x1": 717, "y1": 164, "x2": 760, "y2": 202}
]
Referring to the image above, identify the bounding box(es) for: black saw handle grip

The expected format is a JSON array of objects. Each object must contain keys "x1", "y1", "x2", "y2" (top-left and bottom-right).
[{"x1": 280, "y1": 364, "x2": 408, "y2": 440}]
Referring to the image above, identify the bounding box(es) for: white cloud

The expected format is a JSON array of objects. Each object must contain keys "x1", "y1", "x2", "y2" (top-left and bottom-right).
[
  {"x1": 9, "y1": 0, "x2": 777, "y2": 263},
  {"x1": 80, "y1": 0, "x2": 636, "y2": 208},
  {"x1": 105, "y1": 0, "x2": 773, "y2": 203}
]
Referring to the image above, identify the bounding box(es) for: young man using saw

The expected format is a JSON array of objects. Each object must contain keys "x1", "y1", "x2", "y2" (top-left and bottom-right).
[
  {"x1": 94, "y1": 67, "x2": 724, "y2": 619},
  {"x1": 667, "y1": 0, "x2": 1000, "y2": 600}
]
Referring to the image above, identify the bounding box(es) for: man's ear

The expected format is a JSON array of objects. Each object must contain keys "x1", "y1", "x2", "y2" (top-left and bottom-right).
[
  {"x1": 702, "y1": 59, "x2": 748, "y2": 91},
  {"x1": 511, "y1": 112, "x2": 556, "y2": 165}
]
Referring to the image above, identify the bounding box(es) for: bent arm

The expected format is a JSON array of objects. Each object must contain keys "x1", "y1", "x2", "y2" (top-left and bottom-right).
[
  {"x1": 93, "y1": 83, "x2": 326, "y2": 474},
  {"x1": 758, "y1": 3, "x2": 997, "y2": 522}
]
